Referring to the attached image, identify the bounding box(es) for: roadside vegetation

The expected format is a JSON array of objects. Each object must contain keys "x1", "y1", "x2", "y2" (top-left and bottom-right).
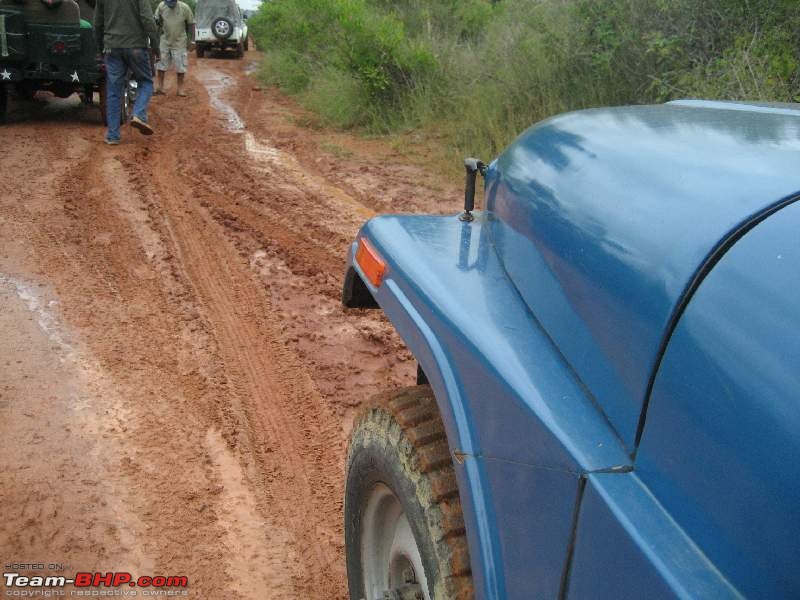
[{"x1": 249, "y1": 0, "x2": 800, "y2": 161}]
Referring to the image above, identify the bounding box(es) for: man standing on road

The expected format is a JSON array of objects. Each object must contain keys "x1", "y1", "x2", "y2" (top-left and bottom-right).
[
  {"x1": 94, "y1": 0, "x2": 159, "y2": 143},
  {"x1": 154, "y1": 0, "x2": 195, "y2": 97}
]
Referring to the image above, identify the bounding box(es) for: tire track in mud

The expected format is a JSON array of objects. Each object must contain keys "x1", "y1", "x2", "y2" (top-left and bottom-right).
[
  {"x1": 0, "y1": 134, "x2": 158, "y2": 584},
  {"x1": 124, "y1": 59, "x2": 451, "y2": 596},
  {"x1": 14, "y1": 108, "x2": 332, "y2": 598},
  {"x1": 49, "y1": 138, "x2": 256, "y2": 598},
  {"x1": 118, "y1": 95, "x2": 350, "y2": 597},
  {"x1": 1, "y1": 51, "x2": 461, "y2": 600},
  {"x1": 1, "y1": 128, "x2": 249, "y2": 596}
]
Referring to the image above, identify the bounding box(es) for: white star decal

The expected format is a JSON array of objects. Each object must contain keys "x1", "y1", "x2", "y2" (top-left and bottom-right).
[
  {"x1": 0, "y1": 69, "x2": 11, "y2": 81},
  {"x1": 70, "y1": 71, "x2": 80, "y2": 83}
]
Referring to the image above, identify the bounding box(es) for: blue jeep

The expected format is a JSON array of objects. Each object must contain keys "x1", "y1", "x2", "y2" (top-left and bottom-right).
[{"x1": 342, "y1": 100, "x2": 800, "y2": 600}]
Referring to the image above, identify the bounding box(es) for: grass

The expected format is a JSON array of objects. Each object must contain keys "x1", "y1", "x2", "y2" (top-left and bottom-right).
[{"x1": 250, "y1": 0, "x2": 800, "y2": 164}]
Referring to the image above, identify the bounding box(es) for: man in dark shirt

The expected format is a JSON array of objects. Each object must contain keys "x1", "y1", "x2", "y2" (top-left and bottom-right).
[{"x1": 94, "y1": 0, "x2": 159, "y2": 144}]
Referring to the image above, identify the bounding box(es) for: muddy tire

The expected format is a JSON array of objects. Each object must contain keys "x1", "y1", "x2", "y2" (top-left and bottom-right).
[
  {"x1": 98, "y1": 79, "x2": 108, "y2": 125},
  {"x1": 121, "y1": 87, "x2": 130, "y2": 124},
  {"x1": 244, "y1": 35, "x2": 249, "y2": 51},
  {"x1": 98, "y1": 79, "x2": 130, "y2": 126},
  {"x1": 15, "y1": 81, "x2": 37, "y2": 102},
  {"x1": 0, "y1": 85, "x2": 7, "y2": 122},
  {"x1": 235, "y1": 42, "x2": 244, "y2": 59},
  {"x1": 82, "y1": 84, "x2": 94, "y2": 104},
  {"x1": 196, "y1": 45, "x2": 205, "y2": 58},
  {"x1": 345, "y1": 386, "x2": 473, "y2": 600}
]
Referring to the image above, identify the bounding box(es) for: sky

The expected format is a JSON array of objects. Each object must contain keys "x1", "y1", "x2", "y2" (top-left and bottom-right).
[{"x1": 239, "y1": 0, "x2": 260, "y2": 11}]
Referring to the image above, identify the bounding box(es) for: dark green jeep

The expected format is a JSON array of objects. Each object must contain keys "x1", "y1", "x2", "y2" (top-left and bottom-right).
[{"x1": 0, "y1": 0, "x2": 109, "y2": 121}]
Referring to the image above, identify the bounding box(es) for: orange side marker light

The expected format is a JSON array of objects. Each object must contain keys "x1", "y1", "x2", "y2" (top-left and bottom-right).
[{"x1": 356, "y1": 237, "x2": 387, "y2": 287}]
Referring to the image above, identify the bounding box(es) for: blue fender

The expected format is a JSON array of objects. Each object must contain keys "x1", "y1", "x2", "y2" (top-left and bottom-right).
[
  {"x1": 344, "y1": 213, "x2": 631, "y2": 599},
  {"x1": 343, "y1": 100, "x2": 800, "y2": 599}
]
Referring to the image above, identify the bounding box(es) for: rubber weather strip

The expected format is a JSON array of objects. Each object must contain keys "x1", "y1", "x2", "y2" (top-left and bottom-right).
[{"x1": 634, "y1": 192, "x2": 800, "y2": 453}]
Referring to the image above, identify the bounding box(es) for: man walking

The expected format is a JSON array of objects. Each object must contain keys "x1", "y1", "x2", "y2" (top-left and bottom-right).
[
  {"x1": 154, "y1": 0, "x2": 194, "y2": 97},
  {"x1": 94, "y1": 0, "x2": 159, "y2": 143}
]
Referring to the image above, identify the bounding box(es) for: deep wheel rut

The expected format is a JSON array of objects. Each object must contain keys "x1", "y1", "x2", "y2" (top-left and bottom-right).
[{"x1": 0, "y1": 50, "x2": 460, "y2": 599}]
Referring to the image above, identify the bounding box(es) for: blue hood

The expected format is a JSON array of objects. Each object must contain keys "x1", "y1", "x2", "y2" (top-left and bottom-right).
[{"x1": 484, "y1": 100, "x2": 800, "y2": 451}]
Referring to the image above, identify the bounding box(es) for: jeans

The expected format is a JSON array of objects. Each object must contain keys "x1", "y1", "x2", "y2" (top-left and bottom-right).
[{"x1": 104, "y1": 47, "x2": 154, "y2": 141}]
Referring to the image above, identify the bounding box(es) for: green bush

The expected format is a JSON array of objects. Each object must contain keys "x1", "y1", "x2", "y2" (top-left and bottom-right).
[
  {"x1": 251, "y1": 0, "x2": 800, "y2": 160},
  {"x1": 256, "y1": 48, "x2": 310, "y2": 94},
  {"x1": 249, "y1": 0, "x2": 436, "y2": 127},
  {"x1": 301, "y1": 67, "x2": 369, "y2": 128}
]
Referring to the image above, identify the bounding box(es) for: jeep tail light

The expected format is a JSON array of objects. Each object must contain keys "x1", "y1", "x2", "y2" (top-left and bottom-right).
[
  {"x1": 356, "y1": 237, "x2": 386, "y2": 287},
  {"x1": 51, "y1": 41, "x2": 66, "y2": 54}
]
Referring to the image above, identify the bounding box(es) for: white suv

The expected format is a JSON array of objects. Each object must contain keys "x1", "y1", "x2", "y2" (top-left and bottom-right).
[{"x1": 194, "y1": 0, "x2": 248, "y2": 59}]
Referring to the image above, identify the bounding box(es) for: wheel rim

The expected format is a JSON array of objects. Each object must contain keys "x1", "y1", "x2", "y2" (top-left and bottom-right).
[
  {"x1": 362, "y1": 483, "x2": 430, "y2": 600},
  {"x1": 214, "y1": 21, "x2": 230, "y2": 36}
]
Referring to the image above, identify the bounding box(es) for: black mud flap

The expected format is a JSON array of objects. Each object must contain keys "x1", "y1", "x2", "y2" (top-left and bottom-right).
[{"x1": 342, "y1": 266, "x2": 379, "y2": 309}]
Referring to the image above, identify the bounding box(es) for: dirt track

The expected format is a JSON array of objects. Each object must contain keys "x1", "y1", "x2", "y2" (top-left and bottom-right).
[{"x1": 0, "y1": 51, "x2": 460, "y2": 598}]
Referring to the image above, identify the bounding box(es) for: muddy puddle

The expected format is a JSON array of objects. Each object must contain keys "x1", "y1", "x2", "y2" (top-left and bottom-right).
[{"x1": 195, "y1": 68, "x2": 246, "y2": 131}]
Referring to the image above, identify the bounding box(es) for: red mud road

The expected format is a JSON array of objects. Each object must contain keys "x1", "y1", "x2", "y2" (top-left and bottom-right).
[{"x1": 0, "y1": 52, "x2": 460, "y2": 598}]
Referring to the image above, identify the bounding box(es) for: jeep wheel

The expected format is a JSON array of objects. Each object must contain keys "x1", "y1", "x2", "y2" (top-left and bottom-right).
[
  {"x1": 120, "y1": 83, "x2": 131, "y2": 124},
  {"x1": 15, "y1": 81, "x2": 37, "y2": 102},
  {"x1": 82, "y1": 84, "x2": 94, "y2": 104},
  {"x1": 98, "y1": 79, "x2": 129, "y2": 126},
  {"x1": 98, "y1": 79, "x2": 107, "y2": 125},
  {"x1": 345, "y1": 386, "x2": 473, "y2": 600},
  {"x1": 196, "y1": 45, "x2": 205, "y2": 58},
  {"x1": 243, "y1": 35, "x2": 249, "y2": 51},
  {"x1": 212, "y1": 17, "x2": 233, "y2": 40},
  {"x1": 235, "y1": 42, "x2": 244, "y2": 59}
]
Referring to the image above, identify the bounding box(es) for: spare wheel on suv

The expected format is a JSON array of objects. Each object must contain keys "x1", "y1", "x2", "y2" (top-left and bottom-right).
[{"x1": 212, "y1": 16, "x2": 232, "y2": 39}]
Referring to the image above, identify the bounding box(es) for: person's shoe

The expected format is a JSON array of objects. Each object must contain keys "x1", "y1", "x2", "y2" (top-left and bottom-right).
[
  {"x1": 153, "y1": 88, "x2": 166, "y2": 96},
  {"x1": 131, "y1": 116, "x2": 154, "y2": 135},
  {"x1": 105, "y1": 137, "x2": 120, "y2": 145}
]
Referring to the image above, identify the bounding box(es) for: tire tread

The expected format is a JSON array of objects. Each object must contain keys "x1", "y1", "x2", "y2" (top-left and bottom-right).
[{"x1": 349, "y1": 386, "x2": 474, "y2": 599}]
